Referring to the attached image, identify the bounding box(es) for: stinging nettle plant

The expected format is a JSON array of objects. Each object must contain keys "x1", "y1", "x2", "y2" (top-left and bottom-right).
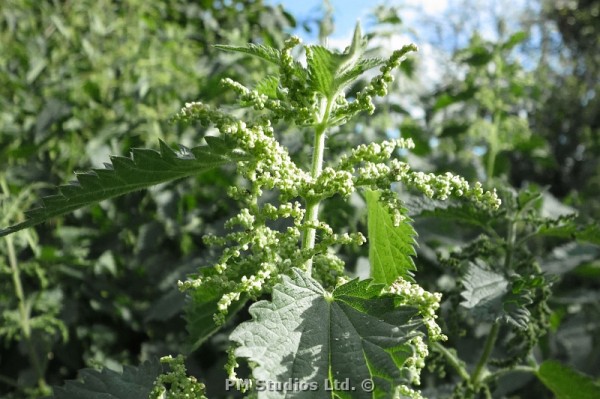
[{"x1": 2, "y1": 24, "x2": 506, "y2": 398}]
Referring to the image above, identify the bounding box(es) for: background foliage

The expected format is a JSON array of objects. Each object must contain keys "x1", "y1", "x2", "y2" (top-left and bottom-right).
[{"x1": 1, "y1": 0, "x2": 599, "y2": 398}]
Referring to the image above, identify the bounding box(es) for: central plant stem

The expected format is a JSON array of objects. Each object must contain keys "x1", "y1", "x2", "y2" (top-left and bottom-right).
[{"x1": 302, "y1": 97, "x2": 333, "y2": 275}]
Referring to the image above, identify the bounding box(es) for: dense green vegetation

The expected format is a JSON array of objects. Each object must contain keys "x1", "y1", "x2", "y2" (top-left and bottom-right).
[{"x1": 1, "y1": 1, "x2": 598, "y2": 398}]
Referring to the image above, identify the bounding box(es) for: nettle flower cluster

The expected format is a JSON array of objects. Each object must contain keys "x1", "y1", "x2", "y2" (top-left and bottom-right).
[
  {"x1": 175, "y1": 25, "x2": 500, "y2": 397},
  {"x1": 175, "y1": 117, "x2": 499, "y2": 315}
]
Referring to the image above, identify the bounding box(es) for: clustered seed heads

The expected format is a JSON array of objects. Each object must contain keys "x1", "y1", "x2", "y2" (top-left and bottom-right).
[
  {"x1": 387, "y1": 277, "x2": 447, "y2": 342},
  {"x1": 336, "y1": 44, "x2": 418, "y2": 121},
  {"x1": 150, "y1": 355, "x2": 207, "y2": 399},
  {"x1": 176, "y1": 35, "x2": 500, "y2": 323},
  {"x1": 174, "y1": 30, "x2": 502, "y2": 397}
]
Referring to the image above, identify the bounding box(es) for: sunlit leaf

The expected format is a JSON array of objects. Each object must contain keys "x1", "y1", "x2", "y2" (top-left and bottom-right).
[
  {"x1": 306, "y1": 22, "x2": 378, "y2": 98},
  {"x1": 366, "y1": 189, "x2": 418, "y2": 284},
  {"x1": 214, "y1": 43, "x2": 281, "y2": 65},
  {"x1": 536, "y1": 360, "x2": 600, "y2": 399}
]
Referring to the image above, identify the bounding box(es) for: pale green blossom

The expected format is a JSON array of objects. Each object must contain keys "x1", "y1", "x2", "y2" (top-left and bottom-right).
[
  {"x1": 387, "y1": 276, "x2": 447, "y2": 342},
  {"x1": 173, "y1": 28, "x2": 503, "y2": 399}
]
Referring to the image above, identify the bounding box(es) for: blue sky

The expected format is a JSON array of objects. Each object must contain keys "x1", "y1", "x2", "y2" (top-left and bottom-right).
[
  {"x1": 268, "y1": 0, "x2": 528, "y2": 45},
  {"x1": 269, "y1": 0, "x2": 374, "y2": 39}
]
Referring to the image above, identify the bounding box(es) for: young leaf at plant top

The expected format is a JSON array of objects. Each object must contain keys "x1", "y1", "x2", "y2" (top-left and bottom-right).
[
  {"x1": 306, "y1": 23, "x2": 384, "y2": 99},
  {"x1": 228, "y1": 268, "x2": 444, "y2": 398},
  {"x1": 366, "y1": 189, "x2": 418, "y2": 284},
  {"x1": 0, "y1": 138, "x2": 248, "y2": 238}
]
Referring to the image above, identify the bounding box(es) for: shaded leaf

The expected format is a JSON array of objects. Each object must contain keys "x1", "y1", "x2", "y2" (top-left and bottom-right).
[
  {"x1": 461, "y1": 261, "x2": 509, "y2": 321},
  {"x1": 230, "y1": 268, "x2": 424, "y2": 398},
  {"x1": 542, "y1": 243, "x2": 600, "y2": 275},
  {"x1": 144, "y1": 289, "x2": 186, "y2": 323},
  {"x1": 0, "y1": 139, "x2": 248, "y2": 237},
  {"x1": 432, "y1": 87, "x2": 477, "y2": 112},
  {"x1": 460, "y1": 262, "x2": 535, "y2": 330},
  {"x1": 459, "y1": 45, "x2": 493, "y2": 66},
  {"x1": 404, "y1": 194, "x2": 495, "y2": 233},
  {"x1": 440, "y1": 121, "x2": 470, "y2": 138},
  {"x1": 184, "y1": 271, "x2": 248, "y2": 351},
  {"x1": 538, "y1": 222, "x2": 600, "y2": 246},
  {"x1": 366, "y1": 190, "x2": 418, "y2": 284},
  {"x1": 50, "y1": 359, "x2": 163, "y2": 399}
]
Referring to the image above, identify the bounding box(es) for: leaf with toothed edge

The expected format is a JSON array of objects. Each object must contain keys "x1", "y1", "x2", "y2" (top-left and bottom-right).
[
  {"x1": 0, "y1": 138, "x2": 248, "y2": 237},
  {"x1": 230, "y1": 268, "x2": 426, "y2": 398},
  {"x1": 50, "y1": 359, "x2": 163, "y2": 399},
  {"x1": 306, "y1": 22, "x2": 380, "y2": 99},
  {"x1": 214, "y1": 43, "x2": 282, "y2": 65},
  {"x1": 366, "y1": 189, "x2": 418, "y2": 285}
]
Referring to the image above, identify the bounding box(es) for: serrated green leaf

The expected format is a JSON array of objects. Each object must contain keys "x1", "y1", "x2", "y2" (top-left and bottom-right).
[
  {"x1": 536, "y1": 360, "x2": 600, "y2": 399},
  {"x1": 214, "y1": 43, "x2": 281, "y2": 65},
  {"x1": 366, "y1": 190, "x2": 418, "y2": 284},
  {"x1": 0, "y1": 139, "x2": 247, "y2": 237},
  {"x1": 50, "y1": 359, "x2": 163, "y2": 399},
  {"x1": 334, "y1": 57, "x2": 385, "y2": 89},
  {"x1": 461, "y1": 261, "x2": 539, "y2": 329},
  {"x1": 230, "y1": 268, "x2": 424, "y2": 398},
  {"x1": 306, "y1": 45, "x2": 343, "y2": 97},
  {"x1": 460, "y1": 261, "x2": 509, "y2": 321},
  {"x1": 255, "y1": 75, "x2": 280, "y2": 99},
  {"x1": 306, "y1": 22, "x2": 376, "y2": 98},
  {"x1": 404, "y1": 194, "x2": 495, "y2": 234},
  {"x1": 538, "y1": 222, "x2": 600, "y2": 246}
]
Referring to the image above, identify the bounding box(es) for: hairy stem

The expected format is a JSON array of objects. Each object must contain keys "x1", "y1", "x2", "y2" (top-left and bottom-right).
[
  {"x1": 302, "y1": 97, "x2": 333, "y2": 275},
  {"x1": 472, "y1": 204, "x2": 518, "y2": 387},
  {"x1": 504, "y1": 217, "x2": 518, "y2": 271},
  {"x1": 432, "y1": 341, "x2": 470, "y2": 381},
  {"x1": 471, "y1": 321, "x2": 500, "y2": 386}
]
